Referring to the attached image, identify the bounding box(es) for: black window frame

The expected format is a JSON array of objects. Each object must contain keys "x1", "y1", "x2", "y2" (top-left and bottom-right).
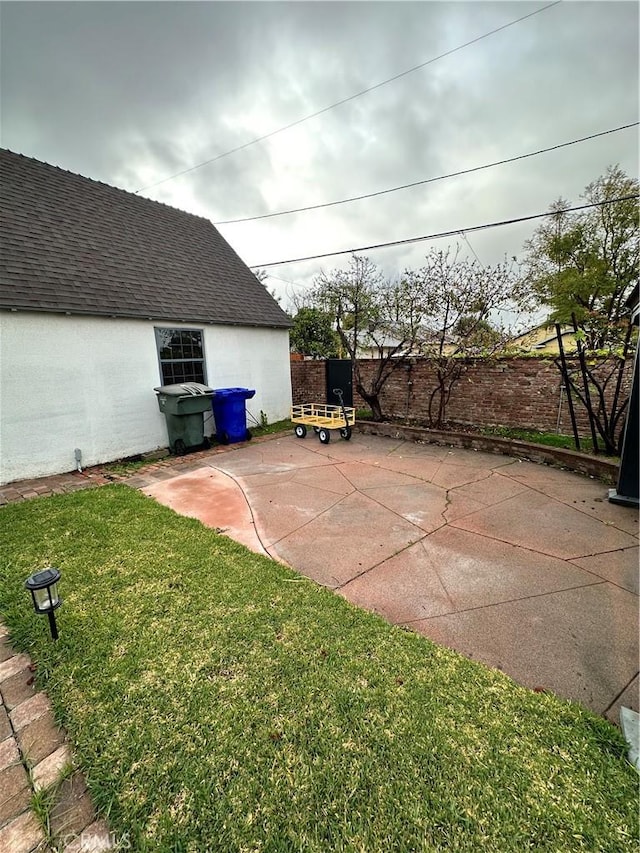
[{"x1": 154, "y1": 327, "x2": 207, "y2": 386}]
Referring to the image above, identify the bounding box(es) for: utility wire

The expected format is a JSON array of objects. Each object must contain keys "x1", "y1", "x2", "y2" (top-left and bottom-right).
[
  {"x1": 252, "y1": 194, "x2": 639, "y2": 268},
  {"x1": 134, "y1": 1, "x2": 561, "y2": 194},
  {"x1": 215, "y1": 122, "x2": 638, "y2": 224}
]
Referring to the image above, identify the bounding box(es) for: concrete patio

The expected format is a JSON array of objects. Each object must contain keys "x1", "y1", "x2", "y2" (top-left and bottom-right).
[{"x1": 131, "y1": 432, "x2": 639, "y2": 724}]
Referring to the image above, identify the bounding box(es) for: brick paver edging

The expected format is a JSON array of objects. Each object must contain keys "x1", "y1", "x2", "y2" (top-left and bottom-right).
[
  {"x1": 0, "y1": 431, "x2": 283, "y2": 506},
  {"x1": 0, "y1": 624, "x2": 113, "y2": 852}
]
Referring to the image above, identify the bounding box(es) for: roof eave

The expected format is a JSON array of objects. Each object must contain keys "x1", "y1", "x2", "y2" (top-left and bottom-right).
[{"x1": 0, "y1": 305, "x2": 292, "y2": 329}]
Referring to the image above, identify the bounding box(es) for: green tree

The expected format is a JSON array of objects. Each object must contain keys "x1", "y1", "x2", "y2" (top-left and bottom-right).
[
  {"x1": 290, "y1": 308, "x2": 340, "y2": 359},
  {"x1": 522, "y1": 166, "x2": 639, "y2": 350},
  {"x1": 453, "y1": 316, "x2": 502, "y2": 351},
  {"x1": 521, "y1": 167, "x2": 638, "y2": 455}
]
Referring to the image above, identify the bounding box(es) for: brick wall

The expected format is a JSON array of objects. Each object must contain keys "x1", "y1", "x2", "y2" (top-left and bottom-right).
[
  {"x1": 290, "y1": 356, "x2": 633, "y2": 438},
  {"x1": 290, "y1": 360, "x2": 326, "y2": 405}
]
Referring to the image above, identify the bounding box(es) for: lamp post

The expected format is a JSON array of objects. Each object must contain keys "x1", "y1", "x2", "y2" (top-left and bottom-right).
[{"x1": 25, "y1": 568, "x2": 62, "y2": 640}]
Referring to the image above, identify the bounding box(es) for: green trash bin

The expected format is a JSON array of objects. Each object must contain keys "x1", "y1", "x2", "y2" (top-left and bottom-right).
[{"x1": 154, "y1": 383, "x2": 214, "y2": 455}]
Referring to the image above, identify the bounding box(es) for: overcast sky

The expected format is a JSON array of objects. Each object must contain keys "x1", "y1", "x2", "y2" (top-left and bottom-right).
[{"x1": 1, "y1": 1, "x2": 638, "y2": 312}]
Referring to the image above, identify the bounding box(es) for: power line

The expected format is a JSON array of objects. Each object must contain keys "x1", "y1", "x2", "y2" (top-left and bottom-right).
[
  {"x1": 252, "y1": 194, "x2": 639, "y2": 268},
  {"x1": 215, "y1": 122, "x2": 638, "y2": 224},
  {"x1": 134, "y1": 1, "x2": 561, "y2": 194}
]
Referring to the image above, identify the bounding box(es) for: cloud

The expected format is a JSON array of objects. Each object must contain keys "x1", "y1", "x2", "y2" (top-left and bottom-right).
[{"x1": 1, "y1": 0, "x2": 637, "y2": 315}]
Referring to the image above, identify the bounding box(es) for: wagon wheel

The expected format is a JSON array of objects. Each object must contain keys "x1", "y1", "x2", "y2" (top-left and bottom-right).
[
  {"x1": 318, "y1": 428, "x2": 331, "y2": 444},
  {"x1": 294, "y1": 424, "x2": 307, "y2": 439},
  {"x1": 339, "y1": 426, "x2": 352, "y2": 441},
  {"x1": 174, "y1": 439, "x2": 187, "y2": 456},
  {"x1": 313, "y1": 426, "x2": 320, "y2": 433}
]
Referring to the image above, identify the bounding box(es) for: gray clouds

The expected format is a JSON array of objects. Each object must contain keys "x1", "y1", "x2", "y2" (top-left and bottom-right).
[{"x1": 1, "y1": 1, "x2": 637, "y2": 308}]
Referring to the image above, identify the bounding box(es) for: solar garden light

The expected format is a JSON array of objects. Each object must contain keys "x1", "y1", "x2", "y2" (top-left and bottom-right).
[{"x1": 25, "y1": 567, "x2": 62, "y2": 641}]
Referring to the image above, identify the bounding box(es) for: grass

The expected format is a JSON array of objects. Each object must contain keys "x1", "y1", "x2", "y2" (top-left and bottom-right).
[
  {"x1": 478, "y1": 426, "x2": 597, "y2": 453},
  {"x1": 357, "y1": 413, "x2": 602, "y2": 456},
  {"x1": 1, "y1": 487, "x2": 637, "y2": 852},
  {"x1": 246, "y1": 417, "x2": 293, "y2": 438},
  {"x1": 102, "y1": 456, "x2": 159, "y2": 476}
]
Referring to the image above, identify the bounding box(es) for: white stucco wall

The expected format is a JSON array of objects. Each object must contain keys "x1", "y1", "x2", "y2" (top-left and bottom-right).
[{"x1": 0, "y1": 312, "x2": 291, "y2": 484}]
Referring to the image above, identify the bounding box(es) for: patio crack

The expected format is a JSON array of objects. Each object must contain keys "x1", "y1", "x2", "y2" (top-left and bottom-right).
[
  {"x1": 603, "y1": 671, "x2": 640, "y2": 717},
  {"x1": 335, "y1": 533, "x2": 431, "y2": 591},
  {"x1": 498, "y1": 471, "x2": 636, "y2": 538},
  {"x1": 266, "y1": 490, "x2": 352, "y2": 548},
  {"x1": 207, "y1": 465, "x2": 274, "y2": 557},
  {"x1": 563, "y1": 564, "x2": 639, "y2": 595},
  {"x1": 440, "y1": 469, "x2": 536, "y2": 523},
  {"x1": 443, "y1": 523, "x2": 620, "y2": 564},
  {"x1": 399, "y1": 579, "x2": 608, "y2": 623}
]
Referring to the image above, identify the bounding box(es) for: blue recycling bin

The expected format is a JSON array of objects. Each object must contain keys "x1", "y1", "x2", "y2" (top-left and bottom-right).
[{"x1": 211, "y1": 387, "x2": 256, "y2": 444}]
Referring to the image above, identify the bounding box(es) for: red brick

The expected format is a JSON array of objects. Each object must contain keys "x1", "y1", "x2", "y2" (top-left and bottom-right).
[
  {"x1": 17, "y1": 711, "x2": 66, "y2": 766},
  {"x1": 0, "y1": 763, "x2": 31, "y2": 825},
  {"x1": 292, "y1": 355, "x2": 632, "y2": 439},
  {"x1": 0, "y1": 810, "x2": 46, "y2": 853},
  {"x1": 1, "y1": 667, "x2": 38, "y2": 711},
  {"x1": 32, "y1": 744, "x2": 71, "y2": 791},
  {"x1": 49, "y1": 772, "x2": 96, "y2": 841},
  {"x1": 0, "y1": 736, "x2": 20, "y2": 771},
  {"x1": 0, "y1": 639, "x2": 14, "y2": 664},
  {"x1": 63, "y1": 819, "x2": 114, "y2": 853},
  {"x1": 10, "y1": 693, "x2": 51, "y2": 732},
  {"x1": 0, "y1": 707, "x2": 11, "y2": 740},
  {"x1": 0, "y1": 654, "x2": 31, "y2": 687}
]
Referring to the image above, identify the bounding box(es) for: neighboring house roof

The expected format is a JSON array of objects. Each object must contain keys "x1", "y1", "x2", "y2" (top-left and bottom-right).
[{"x1": 0, "y1": 149, "x2": 291, "y2": 328}]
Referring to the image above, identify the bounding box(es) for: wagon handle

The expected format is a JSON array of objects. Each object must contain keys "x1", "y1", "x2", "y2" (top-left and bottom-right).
[{"x1": 332, "y1": 387, "x2": 349, "y2": 430}]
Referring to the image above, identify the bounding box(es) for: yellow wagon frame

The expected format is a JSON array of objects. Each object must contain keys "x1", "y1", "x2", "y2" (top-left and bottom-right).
[{"x1": 290, "y1": 402, "x2": 355, "y2": 443}]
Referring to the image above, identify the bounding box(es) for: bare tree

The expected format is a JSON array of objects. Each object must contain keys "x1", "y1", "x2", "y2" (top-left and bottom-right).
[
  {"x1": 313, "y1": 255, "x2": 426, "y2": 420},
  {"x1": 405, "y1": 248, "x2": 522, "y2": 428}
]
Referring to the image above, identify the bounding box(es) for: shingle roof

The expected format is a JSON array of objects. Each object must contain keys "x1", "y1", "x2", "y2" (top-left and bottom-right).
[{"x1": 0, "y1": 149, "x2": 291, "y2": 328}]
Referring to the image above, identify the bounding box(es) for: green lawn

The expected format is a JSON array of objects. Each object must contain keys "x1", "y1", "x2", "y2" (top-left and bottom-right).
[
  {"x1": 478, "y1": 426, "x2": 598, "y2": 453},
  {"x1": 1, "y1": 487, "x2": 637, "y2": 852}
]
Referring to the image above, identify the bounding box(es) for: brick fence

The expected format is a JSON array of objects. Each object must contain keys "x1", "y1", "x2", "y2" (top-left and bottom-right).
[
  {"x1": 291, "y1": 356, "x2": 633, "y2": 437},
  {"x1": 290, "y1": 360, "x2": 327, "y2": 405}
]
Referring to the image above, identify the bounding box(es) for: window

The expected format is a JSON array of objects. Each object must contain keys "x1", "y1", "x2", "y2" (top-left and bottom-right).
[{"x1": 155, "y1": 328, "x2": 206, "y2": 385}]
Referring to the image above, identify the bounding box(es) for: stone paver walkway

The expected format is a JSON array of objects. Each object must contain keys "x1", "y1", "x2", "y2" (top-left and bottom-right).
[{"x1": 0, "y1": 440, "x2": 254, "y2": 506}]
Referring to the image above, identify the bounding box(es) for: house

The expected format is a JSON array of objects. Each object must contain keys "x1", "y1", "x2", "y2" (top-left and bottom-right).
[
  {"x1": 356, "y1": 335, "x2": 409, "y2": 360},
  {"x1": 508, "y1": 323, "x2": 576, "y2": 355},
  {"x1": 0, "y1": 149, "x2": 292, "y2": 485}
]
